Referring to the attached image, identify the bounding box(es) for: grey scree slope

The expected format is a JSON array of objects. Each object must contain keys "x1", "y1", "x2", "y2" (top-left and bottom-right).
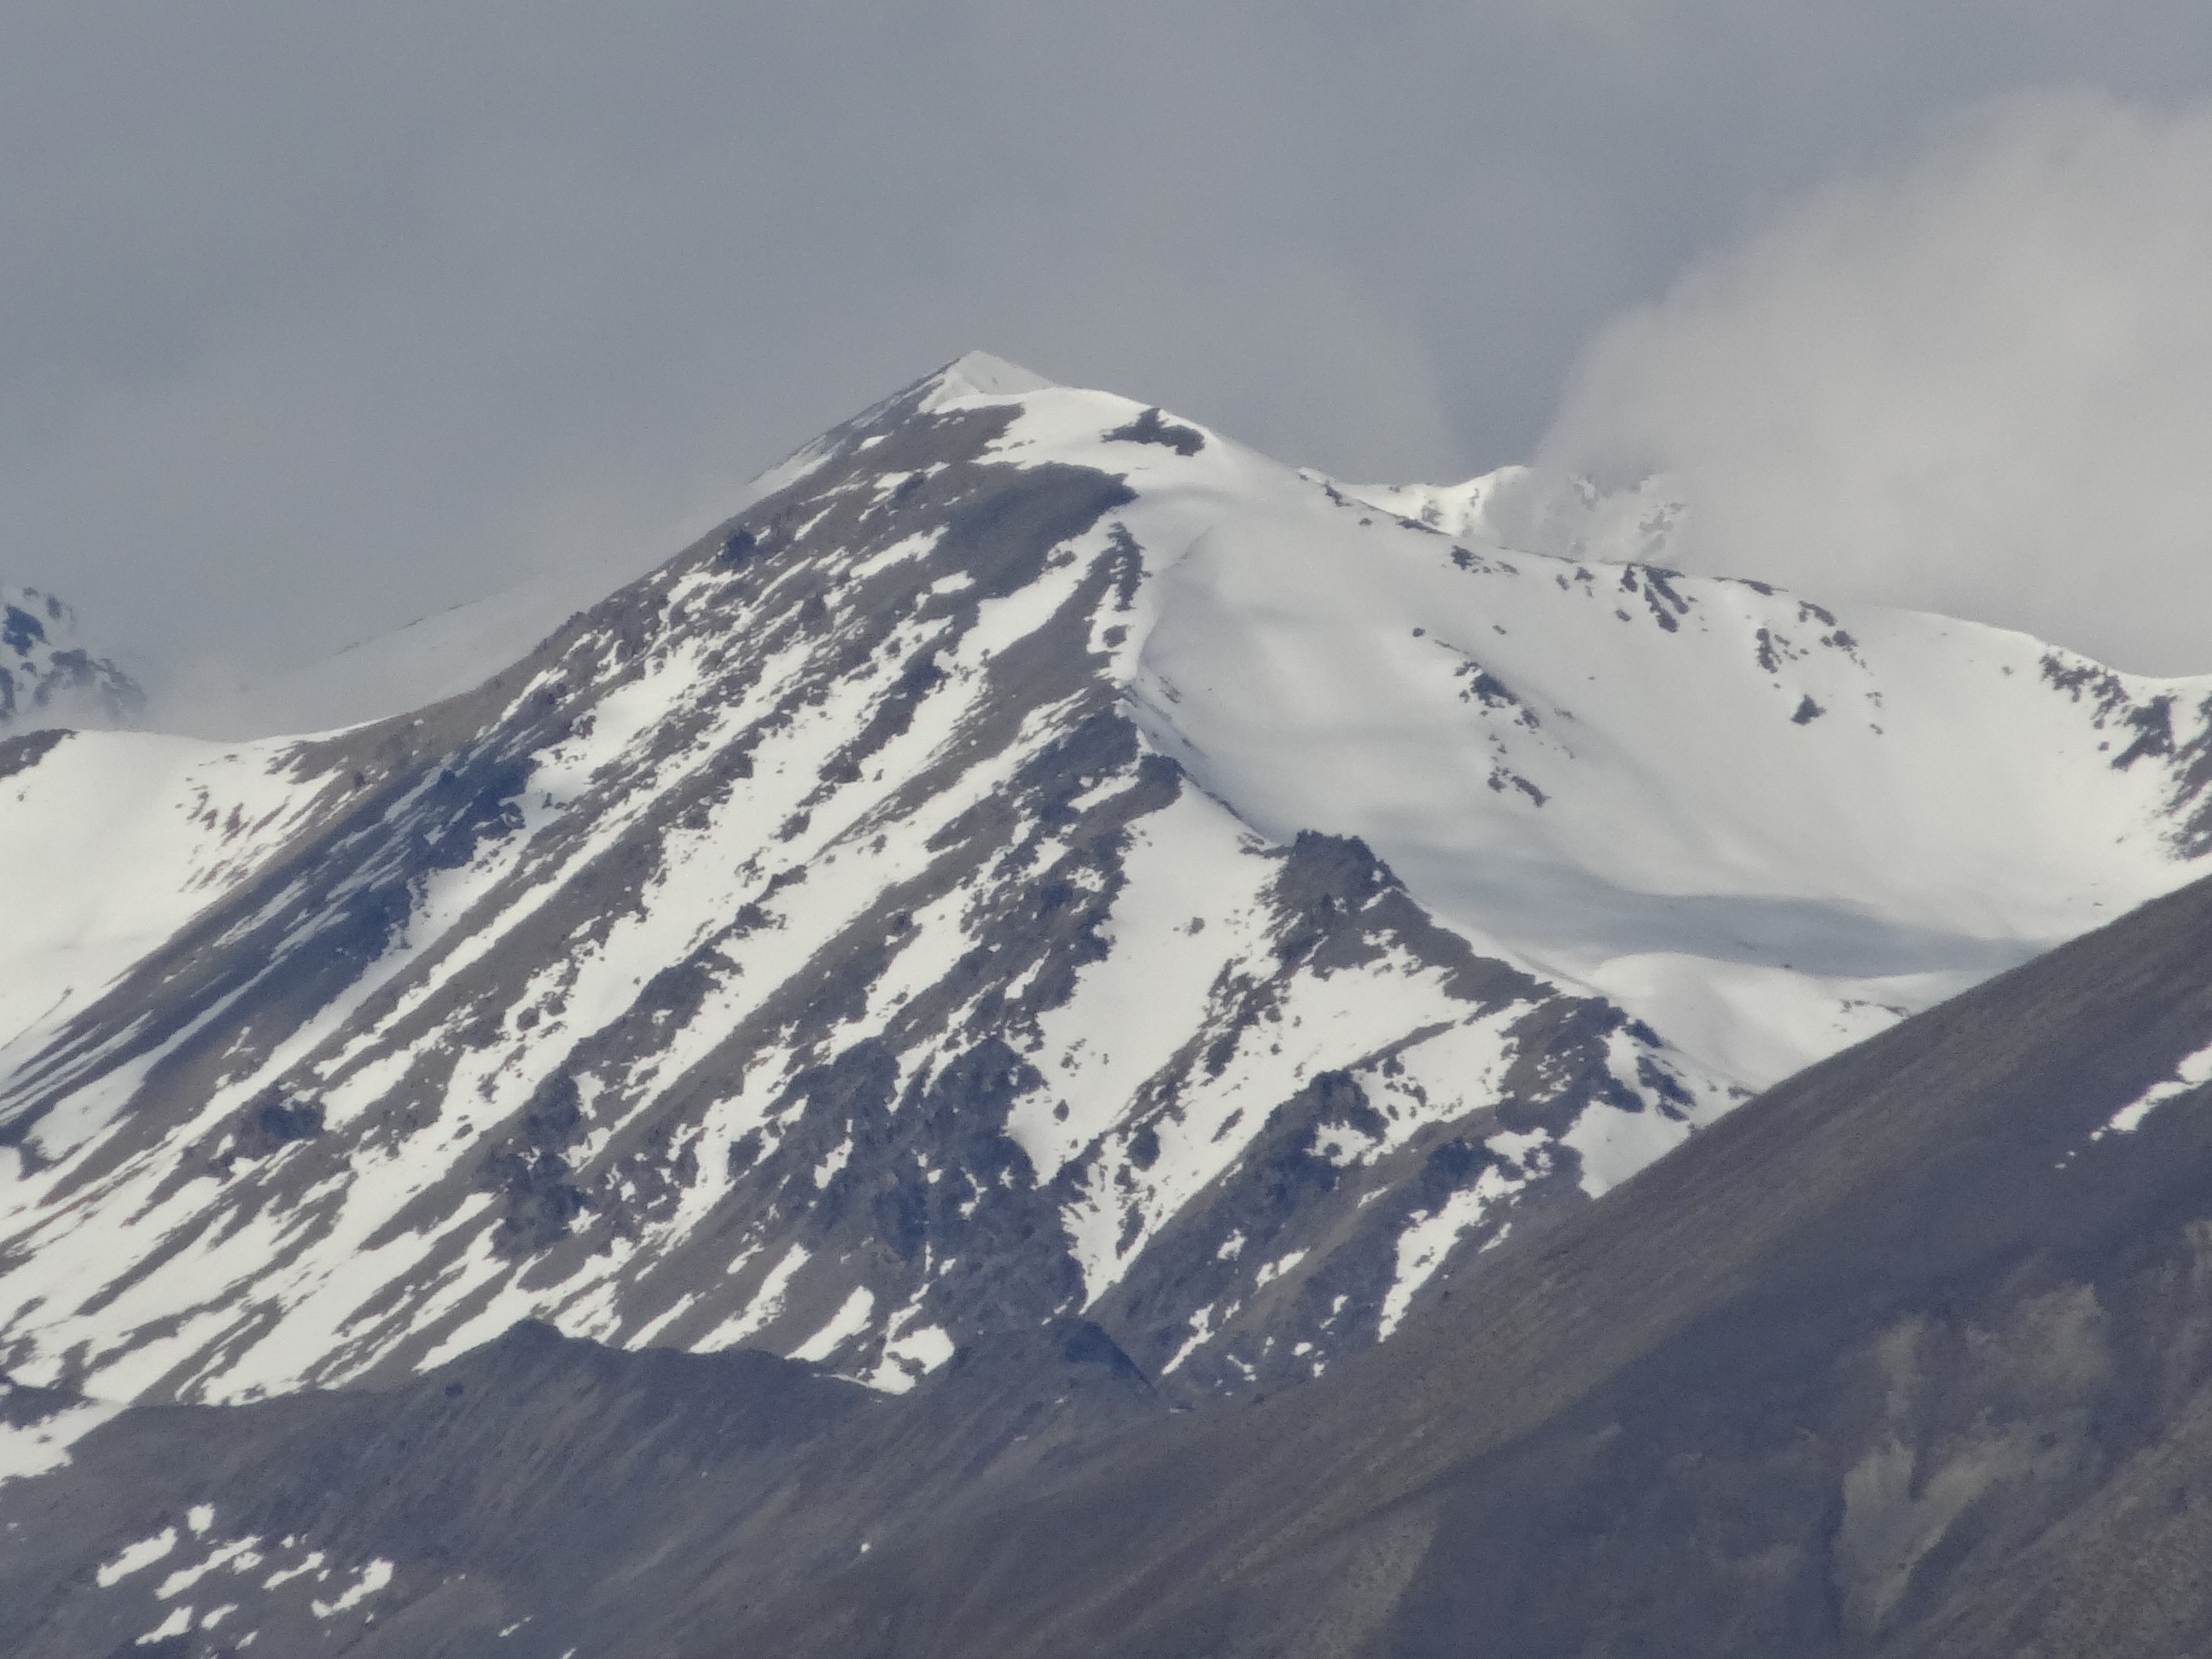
[
  {"x1": 15, "y1": 838, "x2": 2212, "y2": 1656},
  {"x1": 0, "y1": 360, "x2": 1702, "y2": 1408},
  {"x1": 0, "y1": 1316, "x2": 1167, "y2": 1658}
]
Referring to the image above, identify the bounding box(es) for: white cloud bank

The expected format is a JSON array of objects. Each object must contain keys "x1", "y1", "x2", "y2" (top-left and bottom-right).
[{"x1": 1540, "y1": 90, "x2": 2212, "y2": 674}]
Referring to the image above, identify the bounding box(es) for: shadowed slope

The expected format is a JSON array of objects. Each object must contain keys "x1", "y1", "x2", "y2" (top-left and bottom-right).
[{"x1": 0, "y1": 1317, "x2": 1163, "y2": 1658}]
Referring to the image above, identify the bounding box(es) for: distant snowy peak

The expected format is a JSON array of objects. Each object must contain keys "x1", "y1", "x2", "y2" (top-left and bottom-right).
[
  {"x1": 1335, "y1": 464, "x2": 1688, "y2": 569},
  {"x1": 0, "y1": 588, "x2": 142, "y2": 732}
]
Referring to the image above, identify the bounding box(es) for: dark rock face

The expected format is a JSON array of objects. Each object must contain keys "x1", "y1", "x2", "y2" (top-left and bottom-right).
[
  {"x1": 0, "y1": 726, "x2": 71, "y2": 779},
  {"x1": 227, "y1": 1096, "x2": 325, "y2": 1161},
  {"x1": 1103, "y1": 406, "x2": 1206, "y2": 456},
  {"x1": 0, "y1": 1371, "x2": 78, "y2": 1428}
]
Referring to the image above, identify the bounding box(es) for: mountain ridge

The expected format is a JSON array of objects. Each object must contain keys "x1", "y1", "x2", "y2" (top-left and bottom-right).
[{"x1": 2, "y1": 352, "x2": 2210, "y2": 1421}]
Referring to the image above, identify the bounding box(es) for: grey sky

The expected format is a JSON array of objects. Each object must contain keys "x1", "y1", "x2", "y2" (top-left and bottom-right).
[
  {"x1": 9, "y1": 3, "x2": 2212, "y2": 716},
  {"x1": 1542, "y1": 89, "x2": 2212, "y2": 674}
]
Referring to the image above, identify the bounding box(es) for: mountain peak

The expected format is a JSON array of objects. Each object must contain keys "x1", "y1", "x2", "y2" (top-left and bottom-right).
[{"x1": 932, "y1": 349, "x2": 1057, "y2": 399}]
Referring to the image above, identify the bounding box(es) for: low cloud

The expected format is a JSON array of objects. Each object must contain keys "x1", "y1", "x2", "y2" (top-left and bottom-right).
[{"x1": 1540, "y1": 89, "x2": 2212, "y2": 674}]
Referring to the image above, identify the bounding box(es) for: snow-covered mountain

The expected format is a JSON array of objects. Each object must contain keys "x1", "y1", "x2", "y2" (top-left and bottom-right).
[
  {"x1": 3, "y1": 352, "x2": 2210, "y2": 1414},
  {"x1": 0, "y1": 586, "x2": 143, "y2": 732}
]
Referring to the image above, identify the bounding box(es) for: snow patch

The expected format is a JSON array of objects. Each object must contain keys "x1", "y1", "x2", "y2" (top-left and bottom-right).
[
  {"x1": 0, "y1": 1392, "x2": 122, "y2": 1487},
  {"x1": 135, "y1": 1605, "x2": 193, "y2": 1644},
  {"x1": 789, "y1": 1286, "x2": 876, "y2": 1363},
  {"x1": 2094, "y1": 1040, "x2": 2212, "y2": 1138},
  {"x1": 311, "y1": 1557, "x2": 393, "y2": 1618},
  {"x1": 97, "y1": 1527, "x2": 178, "y2": 1586}
]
